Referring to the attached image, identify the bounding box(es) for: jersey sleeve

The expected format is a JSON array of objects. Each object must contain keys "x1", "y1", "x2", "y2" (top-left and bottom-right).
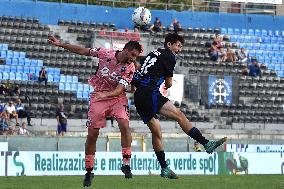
[
  {"x1": 118, "y1": 63, "x2": 136, "y2": 88},
  {"x1": 89, "y1": 47, "x2": 108, "y2": 58}
]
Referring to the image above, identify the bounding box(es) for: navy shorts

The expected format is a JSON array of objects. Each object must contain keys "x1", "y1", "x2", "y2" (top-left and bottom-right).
[
  {"x1": 134, "y1": 87, "x2": 169, "y2": 124},
  {"x1": 57, "y1": 123, "x2": 67, "y2": 134}
]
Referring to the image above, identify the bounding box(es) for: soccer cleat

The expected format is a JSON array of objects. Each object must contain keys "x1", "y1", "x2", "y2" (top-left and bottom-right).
[
  {"x1": 161, "y1": 167, "x2": 179, "y2": 179},
  {"x1": 83, "y1": 172, "x2": 94, "y2": 187},
  {"x1": 121, "y1": 164, "x2": 133, "y2": 179},
  {"x1": 204, "y1": 137, "x2": 227, "y2": 154}
]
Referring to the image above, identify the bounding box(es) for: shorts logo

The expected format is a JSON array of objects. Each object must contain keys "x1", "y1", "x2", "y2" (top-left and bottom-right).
[
  {"x1": 121, "y1": 66, "x2": 126, "y2": 72},
  {"x1": 86, "y1": 119, "x2": 93, "y2": 128}
]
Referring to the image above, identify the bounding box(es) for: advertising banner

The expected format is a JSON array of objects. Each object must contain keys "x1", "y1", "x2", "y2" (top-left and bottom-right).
[
  {"x1": 0, "y1": 142, "x2": 8, "y2": 151},
  {"x1": 226, "y1": 144, "x2": 284, "y2": 154},
  {"x1": 0, "y1": 151, "x2": 283, "y2": 176}
]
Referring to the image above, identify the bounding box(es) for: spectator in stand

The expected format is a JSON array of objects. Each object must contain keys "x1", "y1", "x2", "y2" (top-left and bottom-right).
[
  {"x1": 56, "y1": 103, "x2": 68, "y2": 136},
  {"x1": 15, "y1": 99, "x2": 32, "y2": 126},
  {"x1": 4, "y1": 80, "x2": 14, "y2": 96},
  {"x1": 249, "y1": 59, "x2": 262, "y2": 77},
  {"x1": 0, "y1": 100, "x2": 9, "y2": 131},
  {"x1": 13, "y1": 84, "x2": 20, "y2": 96},
  {"x1": 209, "y1": 41, "x2": 220, "y2": 61},
  {"x1": 213, "y1": 34, "x2": 224, "y2": 50},
  {"x1": 18, "y1": 122, "x2": 30, "y2": 136},
  {"x1": 236, "y1": 48, "x2": 248, "y2": 63},
  {"x1": 4, "y1": 101, "x2": 19, "y2": 126},
  {"x1": 149, "y1": 17, "x2": 163, "y2": 33},
  {"x1": 223, "y1": 47, "x2": 237, "y2": 63},
  {"x1": 171, "y1": 18, "x2": 183, "y2": 33},
  {"x1": 0, "y1": 84, "x2": 6, "y2": 95},
  {"x1": 38, "y1": 66, "x2": 48, "y2": 86}
]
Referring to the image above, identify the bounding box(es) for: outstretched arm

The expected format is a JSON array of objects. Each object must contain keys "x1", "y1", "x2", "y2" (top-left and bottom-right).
[{"x1": 48, "y1": 36, "x2": 90, "y2": 56}]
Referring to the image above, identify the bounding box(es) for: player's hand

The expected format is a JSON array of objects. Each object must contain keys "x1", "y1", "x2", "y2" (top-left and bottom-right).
[
  {"x1": 91, "y1": 92, "x2": 107, "y2": 99},
  {"x1": 48, "y1": 36, "x2": 61, "y2": 46}
]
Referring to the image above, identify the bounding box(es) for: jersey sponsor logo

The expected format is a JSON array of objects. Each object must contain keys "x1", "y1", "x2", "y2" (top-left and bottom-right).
[{"x1": 99, "y1": 66, "x2": 120, "y2": 81}]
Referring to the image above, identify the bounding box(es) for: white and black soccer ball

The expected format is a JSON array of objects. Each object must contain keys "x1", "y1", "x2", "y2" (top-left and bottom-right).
[{"x1": 132, "y1": 7, "x2": 151, "y2": 26}]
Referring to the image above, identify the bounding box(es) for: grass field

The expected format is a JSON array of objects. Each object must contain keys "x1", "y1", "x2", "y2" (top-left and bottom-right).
[{"x1": 1, "y1": 175, "x2": 283, "y2": 189}]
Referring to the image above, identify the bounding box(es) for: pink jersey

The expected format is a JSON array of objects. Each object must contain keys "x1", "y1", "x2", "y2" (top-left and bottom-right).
[{"x1": 88, "y1": 48, "x2": 135, "y2": 100}]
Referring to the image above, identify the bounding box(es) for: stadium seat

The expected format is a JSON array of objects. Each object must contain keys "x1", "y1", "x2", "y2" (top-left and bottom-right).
[
  {"x1": 227, "y1": 28, "x2": 234, "y2": 35},
  {"x1": 77, "y1": 91, "x2": 83, "y2": 99},
  {"x1": 9, "y1": 72, "x2": 16, "y2": 80},
  {"x1": 66, "y1": 75, "x2": 73, "y2": 83},
  {"x1": 241, "y1": 29, "x2": 247, "y2": 35},
  {"x1": 59, "y1": 83, "x2": 64, "y2": 90},
  {"x1": 71, "y1": 83, "x2": 78, "y2": 91},
  {"x1": 272, "y1": 44, "x2": 279, "y2": 51},
  {"x1": 72, "y1": 76, "x2": 78, "y2": 83},
  {"x1": 234, "y1": 28, "x2": 240, "y2": 35},
  {"x1": 60, "y1": 75, "x2": 66, "y2": 83},
  {"x1": 268, "y1": 30, "x2": 274, "y2": 36},
  {"x1": 15, "y1": 72, "x2": 22, "y2": 80},
  {"x1": 29, "y1": 66, "x2": 36, "y2": 74},
  {"x1": 22, "y1": 73, "x2": 28, "y2": 81},
  {"x1": 255, "y1": 29, "x2": 261, "y2": 36},
  {"x1": 16, "y1": 65, "x2": 24, "y2": 72},
  {"x1": 53, "y1": 74, "x2": 60, "y2": 82},
  {"x1": 221, "y1": 28, "x2": 227, "y2": 34},
  {"x1": 65, "y1": 83, "x2": 71, "y2": 90},
  {"x1": 18, "y1": 58, "x2": 25, "y2": 66},
  {"x1": 248, "y1": 29, "x2": 254, "y2": 35},
  {"x1": 48, "y1": 74, "x2": 53, "y2": 82},
  {"x1": 4, "y1": 65, "x2": 10, "y2": 72},
  {"x1": 2, "y1": 72, "x2": 9, "y2": 80},
  {"x1": 82, "y1": 91, "x2": 89, "y2": 99},
  {"x1": 261, "y1": 29, "x2": 267, "y2": 36},
  {"x1": 77, "y1": 83, "x2": 84, "y2": 92},
  {"x1": 24, "y1": 59, "x2": 31, "y2": 66}
]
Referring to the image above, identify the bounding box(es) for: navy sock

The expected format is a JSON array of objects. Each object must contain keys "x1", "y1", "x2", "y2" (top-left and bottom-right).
[
  {"x1": 155, "y1": 151, "x2": 167, "y2": 169},
  {"x1": 188, "y1": 127, "x2": 209, "y2": 146}
]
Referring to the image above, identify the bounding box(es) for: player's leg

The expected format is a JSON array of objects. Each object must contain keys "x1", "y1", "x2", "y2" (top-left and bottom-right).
[
  {"x1": 83, "y1": 99, "x2": 107, "y2": 187},
  {"x1": 159, "y1": 101, "x2": 226, "y2": 154},
  {"x1": 83, "y1": 127, "x2": 99, "y2": 187},
  {"x1": 147, "y1": 118, "x2": 178, "y2": 179},
  {"x1": 112, "y1": 98, "x2": 133, "y2": 178},
  {"x1": 116, "y1": 118, "x2": 133, "y2": 178}
]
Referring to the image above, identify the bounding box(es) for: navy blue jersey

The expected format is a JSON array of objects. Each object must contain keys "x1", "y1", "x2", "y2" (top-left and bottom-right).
[{"x1": 131, "y1": 48, "x2": 176, "y2": 89}]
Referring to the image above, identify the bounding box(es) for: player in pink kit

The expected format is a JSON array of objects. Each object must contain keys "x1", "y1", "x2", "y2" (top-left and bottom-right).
[{"x1": 48, "y1": 36, "x2": 142, "y2": 187}]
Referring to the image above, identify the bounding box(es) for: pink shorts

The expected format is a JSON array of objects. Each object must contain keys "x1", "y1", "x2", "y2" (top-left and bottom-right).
[{"x1": 86, "y1": 97, "x2": 129, "y2": 129}]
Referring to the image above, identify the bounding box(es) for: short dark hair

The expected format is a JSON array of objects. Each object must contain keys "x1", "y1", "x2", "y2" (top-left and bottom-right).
[
  {"x1": 164, "y1": 33, "x2": 184, "y2": 48},
  {"x1": 123, "y1": 41, "x2": 143, "y2": 53}
]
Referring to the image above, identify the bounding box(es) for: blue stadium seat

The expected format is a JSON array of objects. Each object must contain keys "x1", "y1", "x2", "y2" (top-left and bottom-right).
[
  {"x1": 71, "y1": 83, "x2": 78, "y2": 91},
  {"x1": 254, "y1": 29, "x2": 261, "y2": 36},
  {"x1": 274, "y1": 51, "x2": 281, "y2": 57},
  {"x1": 11, "y1": 58, "x2": 19, "y2": 65},
  {"x1": 229, "y1": 35, "x2": 237, "y2": 42},
  {"x1": 0, "y1": 50, "x2": 6, "y2": 58},
  {"x1": 266, "y1": 44, "x2": 272, "y2": 51},
  {"x1": 250, "y1": 36, "x2": 258, "y2": 43},
  {"x1": 82, "y1": 91, "x2": 89, "y2": 99},
  {"x1": 227, "y1": 28, "x2": 234, "y2": 35},
  {"x1": 6, "y1": 51, "x2": 13, "y2": 58},
  {"x1": 264, "y1": 36, "x2": 271, "y2": 43},
  {"x1": 244, "y1": 36, "x2": 251, "y2": 42},
  {"x1": 47, "y1": 68, "x2": 55, "y2": 75},
  {"x1": 24, "y1": 59, "x2": 31, "y2": 66},
  {"x1": 22, "y1": 73, "x2": 28, "y2": 81},
  {"x1": 234, "y1": 28, "x2": 240, "y2": 35},
  {"x1": 2, "y1": 72, "x2": 9, "y2": 80},
  {"x1": 2, "y1": 44, "x2": 8, "y2": 50},
  {"x1": 246, "y1": 43, "x2": 253, "y2": 50},
  {"x1": 274, "y1": 30, "x2": 280, "y2": 37},
  {"x1": 30, "y1": 60, "x2": 38, "y2": 67},
  {"x1": 59, "y1": 83, "x2": 65, "y2": 90},
  {"x1": 13, "y1": 51, "x2": 20, "y2": 58},
  {"x1": 77, "y1": 83, "x2": 84, "y2": 92},
  {"x1": 35, "y1": 66, "x2": 41, "y2": 75},
  {"x1": 277, "y1": 57, "x2": 283, "y2": 64},
  {"x1": 29, "y1": 66, "x2": 36, "y2": 74},
  {"x1": 0, "y1": 72, "x2": 2, "y2": 80},
  {"x1": 4, "y1": 65, "x2": 10, "y2": 72},
  {"x1": 272, "y1": 44, "x2": 279, "y2": 51},
  {"x1": 6, "y1": 58, "x2": 12, "y2": 65},
  {"x1": 264, "y1": 56, "x2": 271, "y2": 64},
  {"x1": 241, "y1": 29, "x2": 247, "y2": 35},
  {"x1": 259, "y1": 44, "x2": 266, "y2": 50},
  {"x1": 268, "y1": 51, "x2": 274, "y2": 57},
  {"x1": 16, "y1": 65, "x2": 24, "y2": 73},
  {"x1": 279, "y1": 45, "x2": 284, "y2": 51},
  {"x1": 72, "y1": 76, "x2": 78, "y2": 83},
  {"x1": 9, "y1": 72, "x2": 16, "y2": 80},
  {"x1": 90, "y1": 86, "x2": 94, "y2": 93},
  {"x1": 248, "y1": 50, "x2": 256, "y2": 57},
  {"x1": 267, "y1": 64, "x2": 275, "y2": 70},
  {"x1": 252, "y1": 43, "x2": 260, "y2": 50},
  {"x1": 48, "y1": 74, "x2": 53, "y2": 82},
  {"x1": 19, "y1": 52, "x2": 25, "y2": 58},
  {"x1": 262, "y1": 51, "x2": 269, "y2": 57},
  {"x1": 248, "y1": 29, "x2": 254, "y2": 35},
  {"x1": 221, "y1": 28, "x2": 227, "y2": 34},
  {"x1": 261, "y1": 29, "x2": 267, "y2": 36},
  {"x1": 274, "y1": 64, "x2": 281, "y2": 71},
  {"x1": 23, "y1": 66, "x2": 29, "y2": 73},
  {"x1": 271, "y1": 57, "x2": 277, "y2": 63},
  {"x1": 65, "y1": 83, "x2": 71, "y2": 90},
  {"x1": 239, "y1": 43, "x2": 247, "y2": 49},
  {"x1": 271, "y1": 37, "x2": 277, "y2": 43},
  {"x1": 238, "y1": 35, "x2": 245, "y2": 42},
  {"x1": 77, "y1": 92, "x2": 83, "y2": 99},
  {"x1": 54, "y1": 68, "x2": 60, "y2": 76},
  {"x1": 37, "y1": 60, "x2": 43, "y2": 67},
  {"x1": 268, "y1": 30, "x2": 274, "y2": 36},
  {"x1": 83, "y1": 84, "x2": 90, "y2": 92},
  {"x1": 0, "y1": 65, "x2": 4, "y2": 72},
  {"x1": 53, "y1": 74, "x2": 60, "y2": 82},
  {"x1": 255, "y1": 50, "x2": 262, "y2": 57},
  {"x1": 18, "y1": 58, "x2": 25, "y2": 66},
  {"x1": 277, "y1": 37, "x2": 283, "y2": 44},
  {"x1": 60, "y1": 75, "x2": 66, "y2": 83},
  {"x1": 15, "y1": 73, "x2": 22, "y2": 80},
  {"x1": 10, "y1": 65, "x2": 17, "y2": 72},
  {"x1": 66, "y1": 75, "x2": 73, "y2": 83}
]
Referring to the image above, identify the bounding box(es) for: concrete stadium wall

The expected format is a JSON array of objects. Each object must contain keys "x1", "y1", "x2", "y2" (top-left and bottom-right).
[{"x1": 1, "y1": 0, "x2": 284, "y2": 30}]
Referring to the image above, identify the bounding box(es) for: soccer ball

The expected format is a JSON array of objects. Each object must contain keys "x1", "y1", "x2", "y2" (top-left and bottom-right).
[{"x1": 132, "y1": 7, "x2": 151, "y2": 26}]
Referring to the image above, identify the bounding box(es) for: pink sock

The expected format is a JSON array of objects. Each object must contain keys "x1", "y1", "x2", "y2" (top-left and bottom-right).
[
  {"x1": 122, "y1": 147, "x2": 131, "y2": 165},
  {"x1": 85, "y1": 154, "x2": 95, "y2": 171}
]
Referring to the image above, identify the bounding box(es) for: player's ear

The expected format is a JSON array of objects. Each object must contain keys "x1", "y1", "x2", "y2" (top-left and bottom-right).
[{"x1": 166, "y1": 42, "x2": 171, "y2": 48}]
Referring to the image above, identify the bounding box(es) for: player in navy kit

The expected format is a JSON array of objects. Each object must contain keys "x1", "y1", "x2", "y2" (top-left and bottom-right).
[{"x1": 132, "y1": 33, "x2": 227, "y2": 179}]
